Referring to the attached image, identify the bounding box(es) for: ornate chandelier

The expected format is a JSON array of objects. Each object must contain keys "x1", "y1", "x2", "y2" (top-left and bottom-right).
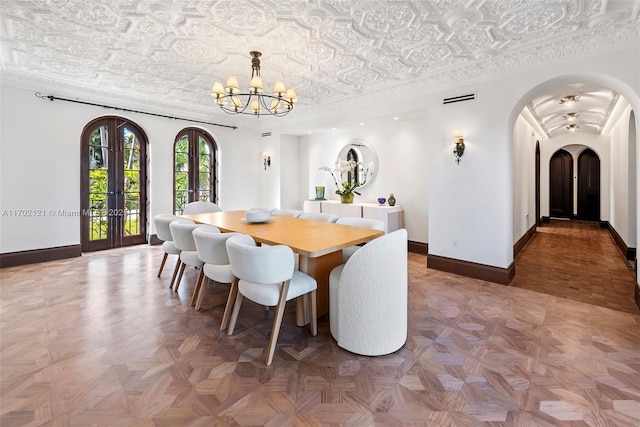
[{"x1": 211, "y1": 51, "x2": 297, "y2": 117}]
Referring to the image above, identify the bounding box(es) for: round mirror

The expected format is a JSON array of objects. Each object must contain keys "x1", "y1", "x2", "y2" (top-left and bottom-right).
[{"x1": 336, "y1": 140, "x2": 378, "y2": 189}]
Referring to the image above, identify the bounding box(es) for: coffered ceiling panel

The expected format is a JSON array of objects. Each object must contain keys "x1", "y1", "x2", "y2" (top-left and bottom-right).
[{"x1": 0, "y1": 0, "x2": 638, "y2": 128}]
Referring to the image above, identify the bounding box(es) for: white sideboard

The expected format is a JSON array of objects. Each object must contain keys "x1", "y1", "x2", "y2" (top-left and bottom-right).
[{"x1": 303, "y1": 200, "x2": 404, "y2": 233}]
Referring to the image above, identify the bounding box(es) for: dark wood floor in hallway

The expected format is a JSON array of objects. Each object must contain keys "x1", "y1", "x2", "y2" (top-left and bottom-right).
[
  {"x1": 1, "y1": 226, "x2": 639, "y2": 425},
  {"x1": 510, "y1": 220, "x2": 639, "y2": 315}
]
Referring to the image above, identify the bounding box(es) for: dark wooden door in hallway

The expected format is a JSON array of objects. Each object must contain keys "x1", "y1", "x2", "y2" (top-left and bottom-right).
[
  {"x1": 549, "y1": 149, "x2": 573, "y2": 219},
  {"x1": 578, "y1": 148, "x2": 601, "y2": 221}
]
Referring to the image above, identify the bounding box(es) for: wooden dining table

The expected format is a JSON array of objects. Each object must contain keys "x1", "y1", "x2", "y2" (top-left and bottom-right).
[{"x1": 180, "y1": 210, "x2": 384, "y2": 325}]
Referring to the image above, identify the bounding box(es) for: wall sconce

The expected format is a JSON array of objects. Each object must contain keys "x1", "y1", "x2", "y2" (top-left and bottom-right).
[
  {"x1": 452, "y1": 129, "x2": 465, "y2": 164},
  {"x1": 263, "y1": 151, "x2": 271, "y2": 170}
]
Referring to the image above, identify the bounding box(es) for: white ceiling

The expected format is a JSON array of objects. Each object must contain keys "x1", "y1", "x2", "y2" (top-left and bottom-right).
[
  {"x1": 1, "y1": 0, "x2": 639, "y2": 133},
  {"x1": 527, "y1": 83, "x2": 620, "y2": 137}
]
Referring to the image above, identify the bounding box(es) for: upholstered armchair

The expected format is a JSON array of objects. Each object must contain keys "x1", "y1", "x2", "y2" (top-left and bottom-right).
[{"x1": 329, "y1": 229, "x2": 408, "y2": 356}]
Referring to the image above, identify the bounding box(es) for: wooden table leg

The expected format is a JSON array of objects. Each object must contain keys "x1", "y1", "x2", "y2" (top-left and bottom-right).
[{"x1": 297, "y1": 250, "x2": 342, "y2": 326}]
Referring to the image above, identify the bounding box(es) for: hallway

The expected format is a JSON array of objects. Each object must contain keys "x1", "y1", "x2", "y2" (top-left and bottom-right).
[{"x1": 511, "y1": 220, "x2": 639, "y2": 314}]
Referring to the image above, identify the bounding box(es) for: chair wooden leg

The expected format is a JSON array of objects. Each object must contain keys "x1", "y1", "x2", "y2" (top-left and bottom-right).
[
  {"x1": 220, "y1": 278, "x2": 238, "y2": 330},
  {"x1": 191, "y1": 269, "x2": 205, "y2": 307},
  {"x1": 227, "y1": 292, "x2": 244, "y2": 336},
  {"x1": 265, "y1": 281, "x2": 290, "y2": 366},
  {"x1": 169, "y1": 260, "x2": 181, "y2": 290},
  {"x1": 157, "y1": 252, "x2": 168, "y2": 277},
  {"x1": 195, "y1": 276, "x2": 210, "y2": 311},
  {"x1": 174, "y1": 263, "x2": 186, "y2": 292},
  {"x1": 309, "y1": 290, "x2": 317, "y2": 336}
]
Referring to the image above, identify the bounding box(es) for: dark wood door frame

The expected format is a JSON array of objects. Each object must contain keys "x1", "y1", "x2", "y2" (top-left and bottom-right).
[{"x1": 81, "y1": 116, "x2": 148, "y2": 252}]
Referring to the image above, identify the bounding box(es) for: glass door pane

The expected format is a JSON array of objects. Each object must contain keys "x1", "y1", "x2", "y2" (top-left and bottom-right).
[
  {"x1": 88, "y1": 125, "x2": 109, "y2": 241},
  {"x1": 174, "y1": 135, "x2": 190, "y2": 214},
  {"x1": 198, "y1": 136, "x2": 211, "y2": 202},
  {"x1": 122, "y1": 127, "x2": 142, "y2": 238}
]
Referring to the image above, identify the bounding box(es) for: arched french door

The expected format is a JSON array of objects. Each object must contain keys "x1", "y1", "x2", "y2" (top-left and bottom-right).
[
  {"x1": 81, "y1": 117, "x2": 148, "y2": 251},
  {"x1": 577, "y1": 148, "x2": 601, "y2": 221},
  {"x1": 174, "y1": 128, "x2": 217, "y2": 215},
  {"x1": 549, "y1": 149, "x2": 573, "y2": 219}
]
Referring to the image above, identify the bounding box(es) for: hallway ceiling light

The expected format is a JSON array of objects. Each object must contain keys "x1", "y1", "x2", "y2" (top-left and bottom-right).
[
  {"x1": 560, "y1": 95, "x2": 580, "y2": 104},
  {"x1": 566, "y1": 124, "x2": 579, "y2": 131},
  {"x1": 211, "y1": 51, "x2": 297, "y2": 117},
  {"x1": 563, "y1": 112, "x2": 580, "y2": 121}
]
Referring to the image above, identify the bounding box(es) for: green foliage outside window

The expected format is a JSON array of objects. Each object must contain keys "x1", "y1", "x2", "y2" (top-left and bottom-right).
[{"x1": 88, "y1": 129, "x2": 142, "y2": 240}]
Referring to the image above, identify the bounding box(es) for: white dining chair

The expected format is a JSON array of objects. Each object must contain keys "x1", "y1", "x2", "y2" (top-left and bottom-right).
[
  {"x1": 335, "y1": 217, "x2": 386, "y2": 263},
  {"x1": 329, "y1": 229, "x2": 408, "y2": 356},
  {"x1": 183, "y1": 201, "x2": 222, "y2": 214},
  {"x1": 152, "y1": 214, "x2": 182, "y2": 278},
  {"x1": 225, "y1": 234, "x2": 318, "y2": 366},
  {"x1": 192, "y1": 226, "x2": 240, "y2": 325},
  {"x1": 299, "y1": 212, "x2": 339, "y2": 223},
  {"x1": 270, "y1": 209, "x2": 302, "y2": 217},
  {"x1": 169, "y1": 219, "x2": 203, "y2": 292}
]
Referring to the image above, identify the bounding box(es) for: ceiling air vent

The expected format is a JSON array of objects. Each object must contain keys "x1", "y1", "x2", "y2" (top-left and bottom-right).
[
  {"x1": 443, "y1": 93, "x2": 475, "y2": 104},
  {"x1": 261, "y1": 132, "x2": 271, "y2": 137}
]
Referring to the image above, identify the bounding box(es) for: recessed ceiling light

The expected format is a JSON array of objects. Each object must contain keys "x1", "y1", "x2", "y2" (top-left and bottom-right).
[
  {"x1": 393, "y1": 117, "x2": 399, "y2": 120},
  {"x1": 560, "y1": 95, "x2": 580, "y2": 104},
  {"x1": 360, "y1": 123, "x2": 364, "y2": 126}
]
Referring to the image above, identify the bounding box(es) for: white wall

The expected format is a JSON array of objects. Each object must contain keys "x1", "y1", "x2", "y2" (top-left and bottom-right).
[
  {"x1": 608, "y1": 104, "x2": 634, "y2": 245},
  {"x1": 629, "y1": 111, "x2": 637, "y2": 248},
  {"x1": 300, "y1": 116, "x2": 429, "y2": 244},
  {"x1": 0, "y1": 85, "x2": 263, "y2": 253},
  {"x1": 280, "y1": 134, "x2": 301, "y2": 210},
  {"x1": 512, "y1": 112, "x2": 544, "y2": 243}
]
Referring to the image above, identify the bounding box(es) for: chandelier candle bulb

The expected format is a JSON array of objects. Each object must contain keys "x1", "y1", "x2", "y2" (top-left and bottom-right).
[
  {"x1": 286, "y1": 88, "x2": 297, "y2": 103},
  {"x1": 211, "y1": 82, "x2": 224, "y2": 98},
  {"x1": 225, "y1": 76, "x2": 239, "y2": 94},
  {"x1": 250, "y1": 76, "x2": 263, "y2": 92},
  {"x1": 273, "y1": 81, "x2": 286, "y2": 95}
]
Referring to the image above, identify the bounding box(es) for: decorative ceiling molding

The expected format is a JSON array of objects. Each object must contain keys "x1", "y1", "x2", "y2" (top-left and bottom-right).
[{"x1": 0, "y1": 0, "x2": 638, "y2": 127}]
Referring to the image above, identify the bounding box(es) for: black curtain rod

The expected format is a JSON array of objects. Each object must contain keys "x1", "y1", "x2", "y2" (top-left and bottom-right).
[{"x1": 35, "y1": 92, "x2": 238, "y2": 130}]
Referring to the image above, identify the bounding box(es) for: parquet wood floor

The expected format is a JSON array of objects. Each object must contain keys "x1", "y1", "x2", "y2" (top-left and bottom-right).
[
  {"x1": 511, "y1": 220, "x2": 639, "y2": 315},
  {"x1": 2, "y1": 225, "x2": 639, "y2": 425}
]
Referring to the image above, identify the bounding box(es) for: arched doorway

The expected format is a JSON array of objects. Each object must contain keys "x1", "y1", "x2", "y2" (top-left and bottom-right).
[
  {"x1": 577, "y1": 148, "x2": 601, "y2": 221},
  {"x1": 549, "y1": 149, "x2": 573, "y2": 219},
  {"x1": 80, "y1": 117, "x2": 148, "y2": 252}
]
